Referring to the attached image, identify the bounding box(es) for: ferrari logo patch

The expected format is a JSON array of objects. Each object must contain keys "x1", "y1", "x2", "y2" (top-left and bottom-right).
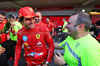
[{"x1": 36, "y1": 34, "x2": 40, "y2": 39}]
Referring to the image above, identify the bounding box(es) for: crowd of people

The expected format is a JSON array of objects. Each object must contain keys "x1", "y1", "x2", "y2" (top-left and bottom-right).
[{"x1": 0, "y1": 6, "x2": 100, "y2": 66}]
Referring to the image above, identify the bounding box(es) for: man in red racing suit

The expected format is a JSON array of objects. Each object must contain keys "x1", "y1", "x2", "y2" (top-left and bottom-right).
[{"x1": 14, "y1": 6, "x2": 54, "y2": 66}]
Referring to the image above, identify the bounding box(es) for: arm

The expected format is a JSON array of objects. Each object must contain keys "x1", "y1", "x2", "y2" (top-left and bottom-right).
[
  {"x1": 54, "y1": 43, "x2": 62, "y2": 49},
  {"x1": 62, "y1": 27, "x2": 67, "y2": 31},
  {"x1": 14, "y1": 32, "x2": 22, "y2": 66},
  {"x1": 11, "y1": 23, "x2": 22, "y2": 36},
  {"x1": 52, "y1": 27, "x2": 54, "y2": 36},
  {"x1": 59, "y1": 27, "x2": 66, "y2": 32},
  {"x1": 10, "y1": 27, "x2": 16, "y2": 36},
  {"x1": 51, "y1": 23, "x2": 54, "y2": 36},
  {"x1": 61, "y1": 22, "x2": 68, "y2": 31},
  {"x1": 54, "y1": 52, "x2": 66, "y2": 65},
  {"x1": 9, "y1": 23, "x2": 16, "y2": 36},
  {"x1": 44, "y1": 29, "x2": 54, "y2": 63}
]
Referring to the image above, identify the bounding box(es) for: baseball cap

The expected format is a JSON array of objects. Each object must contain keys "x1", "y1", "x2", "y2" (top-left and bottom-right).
[
  {"x1": 96, "y1": 20, "x2": 100, "y2": 26},
  {"x1": 35, "y1": 13, "x2": 39, "y2": 17},
  {"x1": 19, "y1": 6, "x2": 36, "y2": 18}
]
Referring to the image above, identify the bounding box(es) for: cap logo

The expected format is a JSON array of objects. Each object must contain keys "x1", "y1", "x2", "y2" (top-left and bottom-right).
[
  {"x1": 26, "y1": 15, "x2": 31, "y2": 18},
  {"x1": 29, "y1": 8, "x2": 33, "y2": 12}
]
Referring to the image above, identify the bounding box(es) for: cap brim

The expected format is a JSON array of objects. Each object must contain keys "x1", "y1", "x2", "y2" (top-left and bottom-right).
[
  {"x1": 35, "y1": 15, "x2": 39, "y2": 17},
  {"x1": 24, "y1": 14, "x2": 36, "y2": 18}
]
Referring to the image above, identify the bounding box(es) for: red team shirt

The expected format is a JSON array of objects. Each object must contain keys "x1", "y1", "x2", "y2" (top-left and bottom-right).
[
  {"x1": 96, "y1": 33, "x2": 100, "y2": 41},
  {"x1": 0, "y1": 19, "x2": 9, "y2": 43},
  {"x1": 35, "y1": 21, "x2": 47, "y2": 28},
  {"x1": 46, "y1": 21, "x2": 54, "y2": 32},
  {"x1": 14, "y1": 25, "x2": 54, "y2": 66}
]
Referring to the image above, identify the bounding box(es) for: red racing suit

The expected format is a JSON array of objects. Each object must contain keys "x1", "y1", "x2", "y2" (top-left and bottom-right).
[
  {"x1": 14, "y1": 25, "x2": 54, "y2": 66},
  {"x1": 35, "y1": 21, "x2": 47, "y2": 29},
  {"x1": 0, "y1": 19, "x2": 9, "y2": 43},
  {"x1": 96, "y1": 33, "x2": 100, "y2": 41},
  {"x1": 46, "y1": 21, "x2": 54, "y2": 32}
]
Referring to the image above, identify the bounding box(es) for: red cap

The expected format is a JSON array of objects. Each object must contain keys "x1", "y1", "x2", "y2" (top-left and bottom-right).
[
  {"x1": 36, "y1": 15, "x2": 39, "y2": 17},
  {"x1": 19, "y1": 6, "x2": 36, "y2": 18}
]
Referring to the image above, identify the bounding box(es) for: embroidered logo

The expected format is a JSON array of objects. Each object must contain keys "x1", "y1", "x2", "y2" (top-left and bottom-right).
[
  {"x1": 24, "y1": 42, "x2": 28, "y2": 46},
  {"x1": 24, "y1": 42, "x2": 30, "y2": 49},
  {"x1": 37, "y1": 41, "x2": 42, "y2": 47},
  {"x1": 36, "y1": 34, "x2": 40, "y2": 39},
  {"x1": 75, "y1": 42, "x2": 80, "y2": 48},
  {"x1": 23, "y1": 35, "x2": 28, "y2": 41}
]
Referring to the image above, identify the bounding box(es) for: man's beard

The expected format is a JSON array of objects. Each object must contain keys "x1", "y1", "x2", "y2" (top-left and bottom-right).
[{"x1": 35, "y1": 19, "x2": 40, "y2": 23}]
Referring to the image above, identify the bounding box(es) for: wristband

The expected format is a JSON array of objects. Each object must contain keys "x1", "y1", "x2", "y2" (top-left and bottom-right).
[{"x1": 46, "y1": 61, "x2": 50, "y2": 65}]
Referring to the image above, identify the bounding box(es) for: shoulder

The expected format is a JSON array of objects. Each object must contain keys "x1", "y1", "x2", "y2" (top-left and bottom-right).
[
  {"x1": 14, "y1": 21, "x2": 21, "y2": 24},
  {"x1": 60, "y1": 36, "x2": 72, "y2": 46},
  {"x1": 36, "y1": 25, "x2": 49, "y2": 32},
  {"x1": 78, "y1": 34, "x2": 100, "y2": 51},
  {"x1": 17, "y1": 27, "x2": 25, "y2": 35}
]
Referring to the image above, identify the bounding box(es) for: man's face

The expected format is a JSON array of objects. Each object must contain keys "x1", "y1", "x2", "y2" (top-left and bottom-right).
[
  {"x1": 0, "y1": 14, "x2": 5, "y2": 23},
  {"x1": 35, "y1": 12, "x2": 42, "y2": 23},
  {"x1": 35, "y1": 16, "x2": 41, "y2": 23},
  {"x1": 46, "y1": 18, "x2": 50, "y2": 23},
  {"x1": 23, "y1": 17, "x2": 35, "y2": 29},
  {"x1": 63, "y1": 19, "x2": 65, "y2": 22},
  {"x1": 66, "y1": 15, "x2": 78, "y2": 38},
  {"x1": 8, "y1": 17, "x2": 14, "y2": 23}
]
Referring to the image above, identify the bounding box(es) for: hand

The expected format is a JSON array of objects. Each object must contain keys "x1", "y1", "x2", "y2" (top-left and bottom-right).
[
  {"x1": 10, "y1": 24, "x2": 14, "y2": 32},
  {"x1": 7, "y1": 35, "x2": 10, "y2": 40},
  {"x1": 96, "y1": 26, "x2": 100, "y2": 29},
  {"x1": 10, "y1": 21, "x2": 15, "y2": 27},
  {"x1": 12, "y1": 23, "x2": 15, "y2": 26},
  {"x1": 89, "y1": 31, "x2": 94, "y2": 35},
  {"x1": 9, "y1": 20, "x2": 13, "y2": 25},
  {"x1": 59, "y1": 29, "x2": 62, "y2": 31},
  {"x1": 0, "y1": 47, "x2": 5, "y2": 55},
  {"x1": 54, "y1": 52, "x2": 66, "y2": 65},
  {"x1": 43, "y1": 63, "x2": 48, "y2": 66}
]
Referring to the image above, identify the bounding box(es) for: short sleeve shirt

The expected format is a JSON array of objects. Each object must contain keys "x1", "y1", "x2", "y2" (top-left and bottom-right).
[
  {"x1": 10, "y1": 21, "x2": 22, "y2": 41},
  {"x1": 59, "y1": 34, "x2": 100, "y2": 66}
]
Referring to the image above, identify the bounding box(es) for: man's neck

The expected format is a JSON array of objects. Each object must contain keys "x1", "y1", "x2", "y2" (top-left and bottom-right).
[
  {"x1": 47, "y1": 21, "x2": 50, "y2": 23},
  {"x1": 74, "y1": 32, "x2": 88, "y2": 40},
  {"x1": 64, "y1": 21, "x2": 66, "y2": 22}
]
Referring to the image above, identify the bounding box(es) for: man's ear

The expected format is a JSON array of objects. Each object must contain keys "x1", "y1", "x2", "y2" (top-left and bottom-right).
[{"x1": 77, "y1": 24, "x2": 84, "y2": 31}]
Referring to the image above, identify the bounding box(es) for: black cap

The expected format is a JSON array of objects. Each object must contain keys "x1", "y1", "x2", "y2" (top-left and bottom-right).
[
  {"x1": 96, "y1": 20, "x2": 100, "y2": 26},
  {"x1": 7, "y1": 14, "x2": 15, "y2": 19}
]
